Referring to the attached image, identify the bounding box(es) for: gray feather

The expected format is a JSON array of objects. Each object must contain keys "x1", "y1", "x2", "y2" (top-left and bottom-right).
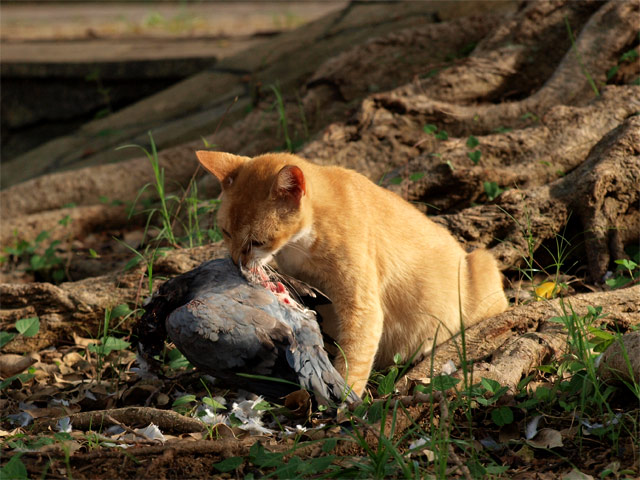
[{"x1": 147, "y1": 257, "x2": 359, "y2": 404}]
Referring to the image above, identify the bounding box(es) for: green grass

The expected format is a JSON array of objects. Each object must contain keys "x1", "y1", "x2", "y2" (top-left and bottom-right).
[
  {"x1": 119, "y1": 132, "x2": 178, "y2": 247},
  {"x1": 159, "y1": 295, "x2": 635, "y2": 478},
  {"x1": 115, "y1": 131, "x2": 223, "y2": 296},
  {"x1": 269, "y1": 83, "x2": 309, "y2": 152},
  {"x1": 271, "y1": 83, "x2": 293, "y2": 152},
  {"x1": 564, "y1": 16, "x2": 600, "y2": 97}
]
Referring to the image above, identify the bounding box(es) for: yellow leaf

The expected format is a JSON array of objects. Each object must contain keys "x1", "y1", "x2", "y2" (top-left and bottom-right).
[{"x1": 535, "y1": 281, "x2": 558, "y2": 299}]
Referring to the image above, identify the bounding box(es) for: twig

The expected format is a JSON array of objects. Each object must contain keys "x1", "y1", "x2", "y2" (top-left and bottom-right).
[
  {"x1": 104, "y1": 414, "x2": 159, "y2": 444},
  {"x1": 35, "y1": 407, "x2": 206, "y2": 435}
]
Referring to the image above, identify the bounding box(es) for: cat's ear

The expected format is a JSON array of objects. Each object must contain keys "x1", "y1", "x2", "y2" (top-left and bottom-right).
[
  {"x1": 272, "y1": 165, "x2": 306, "y2": 204},
  {"x1": 195, "y1": 151, "x2": 248, "y2": 188}
]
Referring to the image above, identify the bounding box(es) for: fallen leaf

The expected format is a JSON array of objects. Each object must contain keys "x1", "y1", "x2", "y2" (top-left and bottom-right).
[
  {"x1": 535, "y1": 282, "x2": 558, "y2": 299},
  {"x1": 0, "y1": 354, "x2": 37, "y2": 377},
  {"x1": 563, "y1": 468, "x2": 594, "y2": 480},
  {"x1": 526, "y1": 428, "x2": 563, "y2": 449},
  {"x1": 0, "y1": 427, "x2": 23, "y2": 437},
  {"x1": 40, "y1": 440, "x2": 82, "y2": 454},
  {"x1": 26, "y1": 405, "x2": 80, "y2": 419},
  {"x1": 72, "y1": 333, "x2": 99, "y2": 347},
  {"x1": 408, "y1": 437, "x2": 435, "y2": 461},
  {"x1": 284, "y1": 389, "x2": 312, "y2": 418}
]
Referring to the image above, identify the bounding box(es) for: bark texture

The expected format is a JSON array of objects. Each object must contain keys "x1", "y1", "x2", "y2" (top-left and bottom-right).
[{"x1": 405, "y1": 286, "x2": 640, "y2": 392}]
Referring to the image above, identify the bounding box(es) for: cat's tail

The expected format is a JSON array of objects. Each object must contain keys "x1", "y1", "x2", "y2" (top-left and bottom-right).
[{"x1": 465, "y1": 249, "x2": 508, "y2": 323}]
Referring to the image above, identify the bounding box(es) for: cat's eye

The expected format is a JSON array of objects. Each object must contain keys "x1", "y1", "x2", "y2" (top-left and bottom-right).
[{"x1": 250, "y1": 239, "x2": 266, "y2": 248}]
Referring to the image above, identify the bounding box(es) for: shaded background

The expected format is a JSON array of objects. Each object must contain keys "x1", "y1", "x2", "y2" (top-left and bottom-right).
[{"x1": 1, "y1": 0, "x2": 346, "y2": 186}]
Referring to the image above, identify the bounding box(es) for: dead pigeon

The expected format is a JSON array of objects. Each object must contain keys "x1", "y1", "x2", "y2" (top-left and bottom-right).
[{"x1": 135, "y1": 257, "x2": 358, "y2": 404}]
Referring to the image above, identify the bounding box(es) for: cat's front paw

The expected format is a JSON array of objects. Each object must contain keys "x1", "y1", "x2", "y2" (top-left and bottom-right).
[{"x1": 334, "y1": 358, "x2": 369, "y2": 397}]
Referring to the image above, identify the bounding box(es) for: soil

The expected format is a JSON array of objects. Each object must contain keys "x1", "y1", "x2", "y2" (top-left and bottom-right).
[{"x1": 1, "y1": 1, "x2": 639, "y2": 478}]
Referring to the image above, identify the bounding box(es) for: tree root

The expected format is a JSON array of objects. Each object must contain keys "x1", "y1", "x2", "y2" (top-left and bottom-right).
[
  {"x1": 434, "y1": 113, "x2": 640, "y2": 280},
  {"x1": 0, "y1": 204, "x2": 140, "y2": 247},
  {"x1": 36, "y1": 406, "x2": 207, "y2": 435},
  {"x1": 386, "y1": 85, "x2": 640, "y2": 211},
  {"x1": 0, "y1": 243, "x2": 226, "y2": 353},
  {"x1": 405, "y1": 285, "x2": 640, "y2": 390}
]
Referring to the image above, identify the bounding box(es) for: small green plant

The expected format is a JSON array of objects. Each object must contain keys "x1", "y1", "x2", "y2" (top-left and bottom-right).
[
  {"x1": 0, "y1": 365, "x2": 37, "y2": 392},
  {"x1": 423, "y1": 123, "x2": 448, "y2": 140},
  {"x1": 0, "y1": 454, "x2": 28, "y2": 479},
  {"x1": 606, "y1": 45, "x2": 639, "y2": 81},
  {"x1": 269, "y1": 83, "x2": 308, "y2": 152},
  {"x1": 182, "y1": 183, "x2": 221, "y2": 248},
  {"x1": 500, "y1": 201, "x2": 582, "y2": 301},
  {"x1": 172, "y1": 394, "x2": 198, "y2": 415},
  {"x1": 521, "y1": 111, "x2": 539, "y2": 123},
  {"x1": 549, "y1": 304, "x2": 612, "y2": 411},
  {"x1": 89, "y1": 304, "x2": 133, "y2": 382},
  {"x1": 86, "y1": 68, "x2": 112, "y2": 119},
  {"x1": 0, "y1": 317, "x2": 40, "y2": 390},
  {"x1": 3, "y1": 228, "x2": 68, "y2": 283},
  {"x1": 466, "y1": 135, "x2": 481, "y2": 164},
  {"x1": 121, "y1": 132, "x2": 222, "y2": 255},
  {"x1": 385, "y1": 171, "x2": 425, "y2": 186},
  {"x1": 1, "y1": 316, "x2": 40, "y2": 352},
  {"x1": 163, "y1": 347, "x2": 193, "y2": 371},
  {"x1": 533, "y1": 218, "x2": 581, "y2": 299},
  {"x1": 605, "y1": 258, "x2": 639, "y2": 289},
  {"x1": 270, "y1": 83, "x2": 292, "y2": 151},
  {"x1": 483, "y1": 181, "x2": 504, "y2": 201},
  {"x1": 445, "y1": 42, "x2": 477, "y2": 61},
  {"x1": 564, "y1": 16, "x2": 600, "y2": 97}
]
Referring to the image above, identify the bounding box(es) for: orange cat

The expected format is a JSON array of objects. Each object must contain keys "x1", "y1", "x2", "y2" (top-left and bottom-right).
[{"x1": 196, "y1": 151, "x2": 508, "y2": 396}]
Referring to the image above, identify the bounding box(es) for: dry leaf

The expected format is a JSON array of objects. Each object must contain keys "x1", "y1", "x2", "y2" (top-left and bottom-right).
[
  {"x1": 0, "y1": 427, "x2": 23, "y2": 438},
  {"x1": 0, "y1": 353, "x2": 37, "y2": 377},
  {"x1": 284, "y1": 389, "x2": 312, "y2": 418},
  {"x1": 72, "y1": 333, "x2": 99, "y2": 347},
  {"x1": 535, "y1": 282, "x2": 558, "y2": 299},
  {"x1": 526, "y1": 428, "x2": 563, "y2": 449},
  {"x1": 563, "y1": 469, "x2": 594, "y2": 480}
]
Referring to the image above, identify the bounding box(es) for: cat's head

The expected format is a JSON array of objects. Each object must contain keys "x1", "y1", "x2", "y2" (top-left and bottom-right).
[{"x1": 196, "y1": 151, "x2": 310, "y2": 268}]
